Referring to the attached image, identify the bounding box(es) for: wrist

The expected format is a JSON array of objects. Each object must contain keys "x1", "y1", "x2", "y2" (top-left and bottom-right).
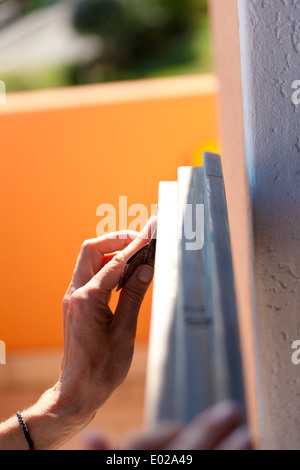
[
  {"x1": 48, "y1": 381, "x2": 96, "y2": 426},
  {"x1": 56, "y1": 367, "x2": 115, "y2": 422},
  {"x1": 21, "y1": 384, "x2": 95, "y2": 450}
]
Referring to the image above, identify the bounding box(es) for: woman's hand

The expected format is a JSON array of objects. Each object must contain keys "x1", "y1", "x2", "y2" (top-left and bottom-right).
[
  {"x1": 0, "y1": 218, "x2": 157, "y2": 450},
  {"x1": 56, "y1": 217, "x2": 157, "y2": 425}
]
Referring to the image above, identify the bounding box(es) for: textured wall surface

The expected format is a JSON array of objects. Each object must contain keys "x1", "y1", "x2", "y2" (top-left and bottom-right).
[{"x1": 238, "y1": 0, "x2": 300, "y2": 450}]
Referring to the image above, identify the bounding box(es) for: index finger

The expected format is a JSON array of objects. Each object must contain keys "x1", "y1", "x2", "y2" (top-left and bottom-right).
[
  {"x1": 87, "y1": 216, "x2": 157, "y2": 305},
  {"x1": 70, "y1": 230, "x2": 140, "y2": 292}
]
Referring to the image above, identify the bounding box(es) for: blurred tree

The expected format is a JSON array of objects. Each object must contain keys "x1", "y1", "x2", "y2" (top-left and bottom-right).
[
  {"x1": 21, "y1": 0, "x2": 59, "y2": 14},
  {"x1": 73, "y1": 0, "x2": 207, "y2": 74}
]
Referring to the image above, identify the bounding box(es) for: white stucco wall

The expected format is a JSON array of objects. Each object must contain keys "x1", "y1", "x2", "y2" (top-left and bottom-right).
[{"x1": 238, "y1": 0, "x2": 300, "y2": 450}]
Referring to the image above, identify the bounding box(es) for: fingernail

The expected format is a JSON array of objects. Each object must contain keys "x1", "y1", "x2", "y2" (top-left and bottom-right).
[
  {"x1": 140, "y1": 216, "x2": 157, "y2": 240},
  {"x1": 137, "y1": 265, "x2": 154, "y2": 283}
]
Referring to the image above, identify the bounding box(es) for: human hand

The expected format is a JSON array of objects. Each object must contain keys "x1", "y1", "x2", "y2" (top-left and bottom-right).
[
  {"x1": 55, "y1": 217, "x2": 157, "y2": 426},
  {"x1": 87, "y1": 401, "x2": 252, "y2": 451},
  {"x1": 0, "y1": 219, "x2": 158, "y2": 450}
]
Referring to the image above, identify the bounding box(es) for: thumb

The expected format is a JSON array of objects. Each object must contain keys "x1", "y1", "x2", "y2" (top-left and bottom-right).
[{"x1": 112, "y1": 264, "x2": 154, "y2": 336}]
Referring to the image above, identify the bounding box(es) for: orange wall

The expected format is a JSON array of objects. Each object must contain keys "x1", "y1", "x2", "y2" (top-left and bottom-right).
[{"x1": 0, "y1": 75, "x2": 218, "y2": 350}]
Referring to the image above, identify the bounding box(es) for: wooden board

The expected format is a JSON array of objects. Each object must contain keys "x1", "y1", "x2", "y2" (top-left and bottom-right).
[{"x1": 145, "y1": 153, "x2": 245, "y2": 426}]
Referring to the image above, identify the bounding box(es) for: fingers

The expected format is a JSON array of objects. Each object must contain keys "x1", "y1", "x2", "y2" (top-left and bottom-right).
[
  {"x1": 70, "y1": 231, "x2": 140, "y2": 291},
  {"x1": 88, "y1": 217, "x2": 157, "y2": 306},
  {"x1": 112, "y1": 264, "x2": 154, "y2": 339},
  {"x1": 168, "y1": 401, "x2": 244, "y2": 450}
]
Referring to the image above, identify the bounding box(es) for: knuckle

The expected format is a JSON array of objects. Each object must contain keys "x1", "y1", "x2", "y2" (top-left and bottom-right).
[
  {"x1": 122, "y1": 286, "x2": 144, "y2": 307},
  {"x1": 70, "y1": 285, "x2": 107, "y2": 311},
  {"x1": 69, "y1": 289, "x2": 87, "y2": 311},
  {"x1": 87, "y1": 286, "x2": 103, "y2": 305},
  {"x1": 80, "y1": 239, "x2": 93, "y2": 253},
  {"x1": 113, "y1": 252, "x2": 126, "y2": 264}
]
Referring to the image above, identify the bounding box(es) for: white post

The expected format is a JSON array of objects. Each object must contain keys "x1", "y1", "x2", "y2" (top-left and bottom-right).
[{"x1": 238, "y1": 0, "x2": 300, "y2": 450}]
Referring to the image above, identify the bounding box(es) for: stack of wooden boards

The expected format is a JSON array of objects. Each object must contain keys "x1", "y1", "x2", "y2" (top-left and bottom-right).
[{"x1": 145, "y1": 152, "x2": 245, "y2": 426}]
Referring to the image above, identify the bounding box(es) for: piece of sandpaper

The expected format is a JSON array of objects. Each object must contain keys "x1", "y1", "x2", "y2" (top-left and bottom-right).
[{"x1": 116, "y1": 228, "x2": 157, "y2": 291}]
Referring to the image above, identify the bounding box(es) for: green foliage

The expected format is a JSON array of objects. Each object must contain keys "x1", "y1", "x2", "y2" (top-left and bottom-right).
[
  {"x1": 73, "y1": 0, "x2": 208, "y2": 69},
  {"x1": 4, "y1": 0, "x2": 210, "y2": 91},
  {"x1": 22, "y1": 0, "x2": 59, "y2": 14}
]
